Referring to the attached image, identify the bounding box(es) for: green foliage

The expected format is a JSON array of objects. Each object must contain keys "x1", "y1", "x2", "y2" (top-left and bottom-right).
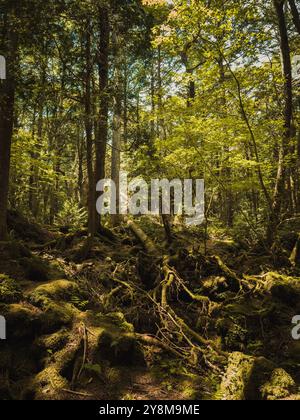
[{"x1": 56, "y1": 199, "x2": 87, "y2": 231}]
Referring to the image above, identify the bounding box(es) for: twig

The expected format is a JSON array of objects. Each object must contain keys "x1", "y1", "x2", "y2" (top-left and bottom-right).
[{"x1": 62, "y1": 388, "x2": 93, "y2": 398}]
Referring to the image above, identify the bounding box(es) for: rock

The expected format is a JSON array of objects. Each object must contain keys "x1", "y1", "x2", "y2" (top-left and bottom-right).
[{"x1": 260, "y1": 369, "x2": 296, "y2": 401}]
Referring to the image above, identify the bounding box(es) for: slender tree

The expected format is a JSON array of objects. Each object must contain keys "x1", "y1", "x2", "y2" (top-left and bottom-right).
[{"x1": 95, "y1": 4, "x2": 110, "y2": 233}]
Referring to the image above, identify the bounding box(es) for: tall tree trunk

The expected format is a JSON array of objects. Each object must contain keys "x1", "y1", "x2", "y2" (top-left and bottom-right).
[
  {"x1": 29, "y1": 103, "x2": 43, "y2": 219},
  {"x1": 95, "y1": 6, "x2": 110, "y2": 232},
  {"x1": 218, "y1": 57, "x2": 234, "y2": 227},
  {"x1": 267, "y1": 0, "x2": 293, "y2": 245},
  {"x1": 111, "y1": 30, "x2": 122, "y2": 227},
  {"x1": 84, "y1": 21, "x2": 95, "y2": 237},
  {"x1": 76, "y1": 127, "x2": 85, "y2": 208},
  {"x1": 0, "y1": 10, "x2": 18, "y2": 240}
]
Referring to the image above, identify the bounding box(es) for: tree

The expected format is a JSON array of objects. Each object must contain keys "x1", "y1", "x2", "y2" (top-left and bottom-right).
[
  {"x1": 267, "y1": 0, "x2": 293, "y2": 245},
  {"x1": 0, "y1": 3, "x2": 18, "y2": 240},
  {"x1": 94, "y1": 4, "x2": 110, "y2": 233}
]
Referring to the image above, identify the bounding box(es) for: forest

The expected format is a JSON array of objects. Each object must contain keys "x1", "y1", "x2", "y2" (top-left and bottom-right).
[{"x1": 1, "y1": 0, "x2": 300, "y2": 402}]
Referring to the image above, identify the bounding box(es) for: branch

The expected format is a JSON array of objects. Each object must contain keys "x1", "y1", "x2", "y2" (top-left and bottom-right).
[{"x1": 289, "y1": 0, "x2": 300, "y2": 36}]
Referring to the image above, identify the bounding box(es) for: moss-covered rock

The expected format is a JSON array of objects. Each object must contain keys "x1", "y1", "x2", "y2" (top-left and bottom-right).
[
  {"x1": 0, "y1": 274, "x2": 23, "y2": 303},
  {"x1": 39, "y1": 302, "x2": 76, "y2": 332},
  {"x1": 217, "y1": 352, "x2": 274, "y2": 400},
  {"x1": 20, "y1": 256, "x2": 50, "y2": 282},
  {"x1": 27, "y1": 280, "x2": 84, "y2": 331},
  {"x1": 260, "y1": 369, "x2": 296, "y2": 401},
  {"x1": 264, "y1": 272, "x2": 300, "y2": 307},
  {"x1": 30, "y1": 280, "x2": 80, "y2": 301}
]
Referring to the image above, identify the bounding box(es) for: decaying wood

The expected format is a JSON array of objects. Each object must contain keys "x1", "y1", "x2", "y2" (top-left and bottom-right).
[{"x1": 126, "y1": 218, "x2": 158, "y2": 255}]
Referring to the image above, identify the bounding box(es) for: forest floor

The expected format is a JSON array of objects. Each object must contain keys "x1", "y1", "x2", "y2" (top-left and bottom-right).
[{"x1": 1, "y1": 212, "x2": 300, "y2": 400}]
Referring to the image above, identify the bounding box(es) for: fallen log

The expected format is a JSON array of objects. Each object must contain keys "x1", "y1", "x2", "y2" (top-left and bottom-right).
[{"x1": 126, "y1": 218, "x2": 158, "y2": 255}]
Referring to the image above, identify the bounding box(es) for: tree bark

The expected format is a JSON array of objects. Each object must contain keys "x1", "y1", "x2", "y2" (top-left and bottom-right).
[
  {"x1": 267, "y1": 0, "x2": 293, "y2": 245},
  {"x1": 83, "y1": 21, "x2": 95, "y2": 237},
  {"x1": 288, "y1": 0, "x2": 300, "y2": 35},
  {"x1": 95, "y1": 6, "x2": 110, "y2": 232},
  {"x1": 111, "y1": 29, "x2": 122, "y2": 227},
  {"x1": 0, "y1": 9, "x2": 18, "y2": 240}
]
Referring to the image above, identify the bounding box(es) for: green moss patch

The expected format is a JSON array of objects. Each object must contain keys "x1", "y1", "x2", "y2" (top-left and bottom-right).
[{"x1": 0, "y1": 274, "x2": 23, "y2": 303}]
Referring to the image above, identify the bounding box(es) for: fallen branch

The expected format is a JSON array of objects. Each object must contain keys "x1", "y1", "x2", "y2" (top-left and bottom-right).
[{"x1": 61, "y1": 389, "x2": 93, "y2": 398}]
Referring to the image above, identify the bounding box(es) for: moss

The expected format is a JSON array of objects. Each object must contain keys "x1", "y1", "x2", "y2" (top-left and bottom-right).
[
  {"x1": 97, "y1": 312, "x2": 135, "y2": 333},
  {"x1": 0, "y1": 274, "x2": 23, "y2": 303},
  {"x1": 217, "y1": 352, "x2": 254, "y2": 400},
  {"x1": 216, "y1": 318, "x2": 247, "y2": 352},
  {"x1": 217, "y1": 352, "x2": 274, "y2": 400},
  {"x1": 48, "y1": 261, "x2": 67, "y2": 281},
  {"x1": 39, "y1": 301, "x2": 77, "y2": 332},
  {"x1": 27, "y1": 281, "x2": 81, "y2": 331},
  {"x1": 31, "y1": 366, "x2": 69, "y2": 400},
  {"x1": 106, "y1": 367, "x2": 122, "y2": 384},
  {"x1": 180, "y1": 379, "x2": 200, "y2": 400},
  {"x1": 36, "y1": 329, "x2": 70, "y2": 353},
  {"x1": 27, "y1": 326, "x2": 85, "y2": 400},
  {"x1": 260, "y1": 369, "x2": 296, "y2": 401},
  {"x1": 30, "y1": 280, "x2": 80, "y2": 301},
  {"x1": 263, "y1": 272, "x2": 300, "y2": 306},
  {"x1": 20, "y1": 257, "x2": 50, "y2": 282},
  {"x1": 0, "y1": 303, "x2": 41, "y2": 339},
  {"x1": 96, "y1": 330, "x2": 145, "y2": 366},
  {"x1": 0, "y1": 241, "x2": 31, "y2": 259}
]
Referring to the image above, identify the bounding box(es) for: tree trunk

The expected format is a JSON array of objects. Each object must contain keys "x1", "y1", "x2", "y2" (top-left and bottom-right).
[
  {"x1": 267, "y1": 0, "x2": 293, "y2": 245},
  {"x1": 29, "y1": 103, "x2": 43, "y2": 219},
  {"x1": 111, "y1": 30, "x2": 122, "y2": 227},
  {"x1": 0, "y1": 11, "x2": 18, "y2": 240},
  {"x1": 83, "y1": 21, "x2": 95, "y2": 237},
  {"x1": 95, "y1": 6, "x2": 110, "y2": 232}
]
